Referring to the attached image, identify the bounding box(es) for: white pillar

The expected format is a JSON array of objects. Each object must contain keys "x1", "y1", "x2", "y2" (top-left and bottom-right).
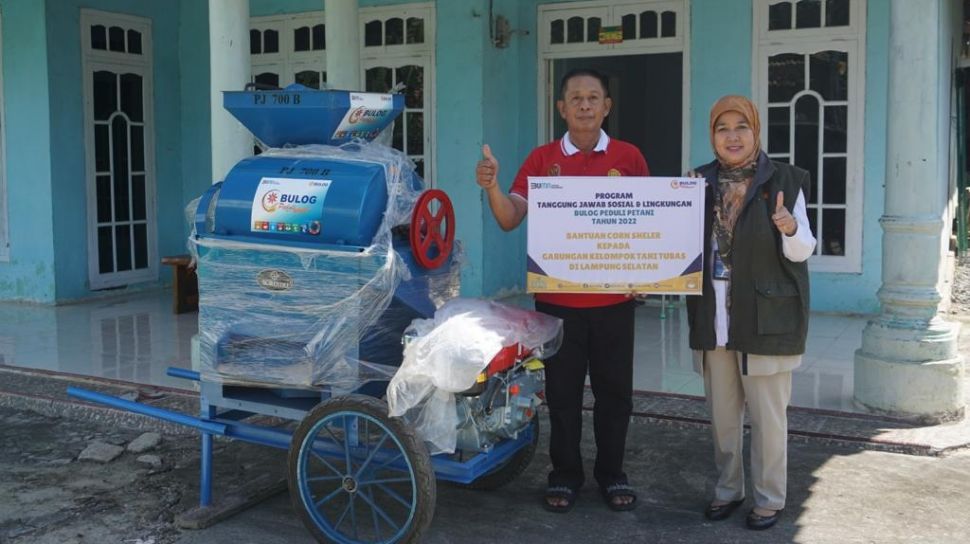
[
  {"x1": 854, "y1": 0, "x2": 965, "y2": 422},
  {"x1": 209, "y1": 0, "x2": 252, "y2": 182},
  {"x1": 325, "y1": 0, "x2": 361, "y2": 91}
]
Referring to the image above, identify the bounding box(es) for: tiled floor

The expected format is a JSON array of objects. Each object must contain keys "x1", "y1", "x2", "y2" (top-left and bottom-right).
[{"x1": 0, "y1": 289, "x2": 867, "y2": 412}]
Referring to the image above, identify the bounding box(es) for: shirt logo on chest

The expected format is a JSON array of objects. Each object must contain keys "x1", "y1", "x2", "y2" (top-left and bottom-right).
[
  {"x1": 548, "y1": 163, "x2": 561, "y2": 176},
  {"x1": 607, "y1": 168, "x2": 622, "y2": 177}
]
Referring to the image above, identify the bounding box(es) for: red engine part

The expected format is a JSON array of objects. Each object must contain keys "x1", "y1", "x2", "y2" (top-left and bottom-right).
[
  {"x1": 409, "y1": 189, "x2": 455, "y2": 269},
  {"x1": 485, "y1": 343, "x2": 533, "y2": 377}
]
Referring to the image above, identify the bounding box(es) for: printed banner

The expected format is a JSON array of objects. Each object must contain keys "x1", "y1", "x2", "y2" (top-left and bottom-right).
[
  {"x1": 251, "y1": 177, "x2": 331, "y2": 235},
  {"x1": 332, "y1": 92, "x2": 395, "y2": 141},
  {"x1": 526, "y1": 176, "x2": 704, "y2": 294}
]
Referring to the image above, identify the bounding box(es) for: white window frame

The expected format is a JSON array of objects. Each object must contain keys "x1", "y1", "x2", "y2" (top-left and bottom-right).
[
  {"x1": 360, "y1": 2, "x2": 436, "y2": 184},
  {"x1": 753, "y1": 0, "x2": 866, "y2": 273},
  {"x1": 250, "y1": 13, "x2": 328, "y2": 90},
  {"x1": 537, "y1": 0, "x2": 690, "y2": 175},
  {"x1": 80, "y1": 9, "x2": 157, "y2": 289},
  {"x1": 0, "y1": 9, "x2": 8, "y2": 262}
]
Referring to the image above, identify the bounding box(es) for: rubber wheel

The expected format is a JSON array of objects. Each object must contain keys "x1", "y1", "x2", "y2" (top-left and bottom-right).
[
  {"x1": 457, "y1": 417, "x2": 539, "y2": 491},
  {"x1": 288, "y1": 395, "x2": 436, "y2": 544}
]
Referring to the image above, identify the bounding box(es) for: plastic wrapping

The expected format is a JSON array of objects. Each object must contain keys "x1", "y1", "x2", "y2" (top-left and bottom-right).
[
  {"x1": 188, "y1": 140, "x2": 461, "y2": 390},
  {"x1": 386, "y1": 298, "x2": 563, "y2": 454}
]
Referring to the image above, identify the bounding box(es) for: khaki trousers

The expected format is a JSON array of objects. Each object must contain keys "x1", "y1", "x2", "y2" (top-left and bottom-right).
[{"x1": 702, "y1": 347, "x2": 792, "y2": 511}]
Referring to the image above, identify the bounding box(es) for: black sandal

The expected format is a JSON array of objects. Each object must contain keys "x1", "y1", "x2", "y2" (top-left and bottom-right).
[
  {"x1": 542, "y1": 486, "x2": 578, "y2": 513},
  {"x1": 601, "y1": 483, "x2": 637, "y2": 512}
]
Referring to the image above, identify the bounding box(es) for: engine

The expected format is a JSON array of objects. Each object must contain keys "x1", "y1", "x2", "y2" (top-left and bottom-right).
[{"x1": 453, "y1": 344, "x2": 545, "y2": 453}]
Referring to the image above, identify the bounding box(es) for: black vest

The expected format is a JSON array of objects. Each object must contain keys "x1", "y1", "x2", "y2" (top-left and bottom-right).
[{"x1": 686, "y1": 153, "x2": 811, "y2": 355}]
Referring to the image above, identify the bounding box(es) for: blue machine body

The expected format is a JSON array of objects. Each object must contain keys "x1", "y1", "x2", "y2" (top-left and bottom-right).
[{"x1": 191, "y1": 86, "x2": 456, "y2": 388}]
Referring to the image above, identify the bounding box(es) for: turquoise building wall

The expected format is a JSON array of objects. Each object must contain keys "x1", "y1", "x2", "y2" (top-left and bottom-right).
[
  {"x1": 0, "y1": 0, "x2": 901, "y2": 314},
  {"x1": 0, "y1": 0, "x2": 55, "y2": 302}
]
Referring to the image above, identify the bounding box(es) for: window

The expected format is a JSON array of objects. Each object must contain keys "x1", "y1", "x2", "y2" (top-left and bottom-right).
[
  {"x1": 541, "y1": 1, "x2": 683, "y2": 52},
  {"x1": 361, "y1": 4, "x2": 434, "y2": 182},
  {"x1": 81, "y1": 10, "x2": 156, "y2": 289},
  {"x1": 754, "y1": 0, "x2": 865, "y2": 272}
]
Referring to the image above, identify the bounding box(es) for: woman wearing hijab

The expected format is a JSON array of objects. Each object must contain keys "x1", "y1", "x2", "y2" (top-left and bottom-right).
[{"x1": 686, "y1": 95, "x2": 816, "y2": 530}]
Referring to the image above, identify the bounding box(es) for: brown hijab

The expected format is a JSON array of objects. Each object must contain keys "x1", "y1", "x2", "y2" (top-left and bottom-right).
[{"x1": 709, "y1": 95, "x2": 761, "y2": 169}]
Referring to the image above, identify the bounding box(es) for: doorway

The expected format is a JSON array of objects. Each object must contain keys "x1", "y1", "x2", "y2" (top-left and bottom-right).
[{"x1": 551, "y1": 53, "x2": 683, "y2": 176}]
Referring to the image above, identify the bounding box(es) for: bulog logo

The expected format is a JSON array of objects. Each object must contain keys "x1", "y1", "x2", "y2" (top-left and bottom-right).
[
  {"x1": 348, "y1": 106, "x2": 389, "y2": 124},
  {"x1": 257, "y1": 269, "x2": 293, "y2": 291},
  {"x1": 262, "y1": 190, "x2": 280, "y2": 212}
]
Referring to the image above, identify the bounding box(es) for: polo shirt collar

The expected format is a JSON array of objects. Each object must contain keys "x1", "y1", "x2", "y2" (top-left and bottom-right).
[{"x1": 560, "y1": 129, "x2": 610, "y2": 156}]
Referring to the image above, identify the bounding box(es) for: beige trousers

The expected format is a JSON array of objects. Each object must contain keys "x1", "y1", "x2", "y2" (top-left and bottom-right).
[{"x1": 702, "y1": 347, "x2": 792, "y2": 511}]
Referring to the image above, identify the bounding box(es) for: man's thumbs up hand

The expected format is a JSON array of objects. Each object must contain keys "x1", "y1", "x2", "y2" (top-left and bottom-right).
[{"x1": 476, "y1": 144, "x2": 500, "y2": 190}]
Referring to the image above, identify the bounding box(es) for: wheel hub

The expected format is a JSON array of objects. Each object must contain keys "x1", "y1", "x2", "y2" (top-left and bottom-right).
[{"x1": 342, "y1": 475, "x2": 358, "y2": 494}]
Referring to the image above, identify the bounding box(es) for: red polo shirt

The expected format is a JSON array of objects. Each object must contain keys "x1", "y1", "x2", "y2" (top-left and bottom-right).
[{"x1": 510, "y1": 131, "x2": 650, "y2": 308}]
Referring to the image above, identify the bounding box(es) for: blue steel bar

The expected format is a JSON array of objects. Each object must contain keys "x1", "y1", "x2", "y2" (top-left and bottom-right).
[
  {"x1": 66, "y1": 386, "x2": 227, "y2": 435},
  {"x1": 430, "y1": 426, "x2": 533, "y2": 484},
  {"x1": 200, "y1": 404, "x2": 217, "y2": 507},
  {"x1": 167, "y1": 367, "x2": 201, "y2": 381}
]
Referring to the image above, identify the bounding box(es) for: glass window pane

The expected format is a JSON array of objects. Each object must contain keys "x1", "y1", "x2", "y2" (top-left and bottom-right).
[
  {"x1": 131, "y1": 126, "x2": 144, "y2": 172},
  {"x1": 567, "y1": 17, "x2": 584, "y2": 43},
  {"x1": 661, "y1": 11, "x2": 676, "y2": 37},
  {"x1": 120, "y1": 73, "x2": 143, "y2": 123},
  {"x1": 96, "y1": 125, "x2": 110, "y2": 172},
  {"x1": 294, "y1": 27, "x2": 310, "y2": 52},
  {"x1": 826, "y1": 0, "x2": 850, "y2": 26},
  {"x1": 97, "y1": 175, "x2": 112, "y2": 223},
  {"x1": 823, "y1": 106, "x2": 847, "y2": 153},
  {"x1": 365, "y1": 67, "x2": 392, "y2": 93},
  {"x1": 98, "y1": 226, "x2": 114, "y2": 273},
  {"x1": 768, "y1": 53, "x2": 805, "y2": 102},
  {"x1": 264, "y1": 30, "x2": 279, "y2": 53},
  {"x1": 94, "y1": 71, "x2": 117, "y2": 121},
  {"x1": 769, "y1": 1, "x2": 793, "y2": 30},
  {"x1": 550, "y1": 19, "x2": 564, "y2": 44},
  {"x1": 109, "y1": 26, "x2": 125, "y2": 52},
  {"x1": 134, "y1": 224, "x2": 148, "y2": 269},
  {"x1": 386, "y1": 18, "x2": 404, "y2": 45},
  {"x1": 112, "y1": 117, "x2": 130, "y2": 222},
  {"x1": 255, "y1": 72, "x2": 279, "y2": 89},
  {"x1": 794, "y1": 94, "x2": 820, "y2": 189},
  {"x1": 768, "y1": 106, "x2": 790, "y2": 154},
  {"x1": 365, "y1": 20, "x2": 383, "y2": 46},
  {"x1": 822, "y1": 157, "x2": 846, "y2": 204},
  {"x1": 115, "y1": 225, "x2": 132, "y2": 272},
  {"x1": 406, "y1": 112, "x2": 423, "y2": 155},
  {"x1": 295, "y1": 70, "x2": 320, "y2": 89},
  {"x1": 91, "y1": 25, "x2": 107, "y2": 50},
  {"x1": 640, "y1": 12, "x2": 658, "y2": 39},
  {"x1": 250, "y1": 29, "x2": 261, "y2": 54},
  {"x1": 621, "y1": 14, "x2": 636, "y2": 40},
  {"x1": 132, "y1": 175, "x2": 146, "y2": 221},
  {"x1": 392, "y1": 117, "x2": 403, "y2": 151},
  {"x1": 396, "y1": 65, "x2": 424, "y2": 108},
  {"x1": 796, "y1": 0, "x2": 822, "y2": 29},
  {"x1": 406, "y1": 18, "x2": 424, "y2": 44},
  {"x1": 822, "y1": 208, "x2": 845, "y2": 255},
  {"x1": 810, "y1": 51, "x2": 848, "y2": 101},
  {"x1": 313, "y1": 24, "x2": 326, "y2": 50},
  {"x1": 587, "y1": 17, "x2": 601, "y2": 42},
  {"x1": 127, "y1": 30, "x2": 142, "y2": 54}
]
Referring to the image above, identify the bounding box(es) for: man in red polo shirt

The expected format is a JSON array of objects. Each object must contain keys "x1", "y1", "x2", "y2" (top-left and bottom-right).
[{"x1": 475, "y1": 68, "x2": 649, "y2": 513}]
